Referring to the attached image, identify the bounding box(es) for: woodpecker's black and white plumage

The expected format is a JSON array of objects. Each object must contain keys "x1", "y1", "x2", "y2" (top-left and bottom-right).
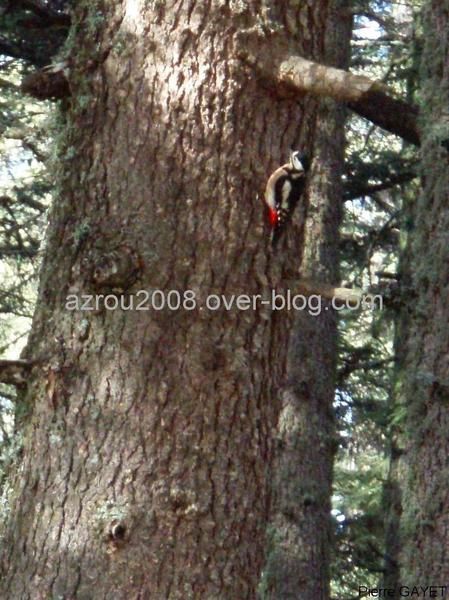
[{"x1": 264, "y1": 150, "x2": 309, "y2": 247}]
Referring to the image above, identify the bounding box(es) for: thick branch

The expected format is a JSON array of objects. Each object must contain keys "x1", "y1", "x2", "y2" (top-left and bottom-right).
[
  {"x1": 248, "y1": 52, "x2": 420, "y2": 145},
  {"x1": 279, "y1": 56, "x2": 420, "y2": 145},
  {"x1": 0, "y1": 359, "x2": 32, "y2": 387},
  {"x1": 21, "y1": 62, "x2": 70, "y2": 100},
  {"x1": 286, "y1": 278, "x2": 364, "y2": 306},
  {"x1": 347, "y1": 93, "x2": 419, "y2": 146}
]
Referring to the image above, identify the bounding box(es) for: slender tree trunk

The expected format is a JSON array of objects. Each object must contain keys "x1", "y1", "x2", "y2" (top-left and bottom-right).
[
  {"x1": 261, "y1": 2, "x2": 350, "y2": 598},
  {"x1": 382, "y1": 446, "x2": 403, "y2": 590},
  {"x1": 388, "y1": 0, "x2": 449, "y2": 586},
  {"x1": 0, "y1": 1, "x2": 334, "y2": 598}
]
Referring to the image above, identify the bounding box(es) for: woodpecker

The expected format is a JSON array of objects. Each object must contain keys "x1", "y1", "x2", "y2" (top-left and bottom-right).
[{"x1": 264, "y1": 150, "x2": 309, "y2": 247}]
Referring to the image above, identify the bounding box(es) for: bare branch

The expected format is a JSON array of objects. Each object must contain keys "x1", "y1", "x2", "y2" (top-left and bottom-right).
[
  {"x1": 347, "y1": 93, "x2": 419, "y2": 146},
  {"x1": 279, "y1": 56, "x2": 420, "y2": 145},
  {"x1": 246, "y1": 52, "x2": 420, "y2": 145},
  {"x1": 286, "y1": 278, "x2": 364, "y2": 306}
]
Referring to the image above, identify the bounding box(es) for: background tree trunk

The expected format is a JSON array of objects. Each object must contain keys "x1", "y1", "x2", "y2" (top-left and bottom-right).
[
  {"x1": 262, "y1": 2, "x2": 350, "y2": 598},
  {"x1": 390, "y1": 0, "x2": 449, "y2": 586},
  {"x1": 0, "y1": 1, "x2": 335, "y2": 598}
]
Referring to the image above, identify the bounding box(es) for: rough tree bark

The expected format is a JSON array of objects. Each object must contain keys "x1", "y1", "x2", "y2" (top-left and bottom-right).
[
  {"x1": 385, "y1": 0, "x2": 449, "y2": 587},
  {"x1": 0, "y1": 0, "x2": 339, "y2": 598},
  {"x1": 20, "y1": 26, "x2": 420, "y2": 145}
]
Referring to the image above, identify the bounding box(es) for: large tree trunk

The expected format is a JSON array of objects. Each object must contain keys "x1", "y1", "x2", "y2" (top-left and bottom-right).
[
  {"x1": 388, "y1": 0, "x2": 449, "y2": 586},
  {"x1": 0, "y1": 1, "x2": 335, "y2": 598}
]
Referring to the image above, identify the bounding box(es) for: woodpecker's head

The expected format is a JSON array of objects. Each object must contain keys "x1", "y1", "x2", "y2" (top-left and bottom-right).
[{"x1": 290, "y1": 150, "x2": 310, "y2": 173}]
